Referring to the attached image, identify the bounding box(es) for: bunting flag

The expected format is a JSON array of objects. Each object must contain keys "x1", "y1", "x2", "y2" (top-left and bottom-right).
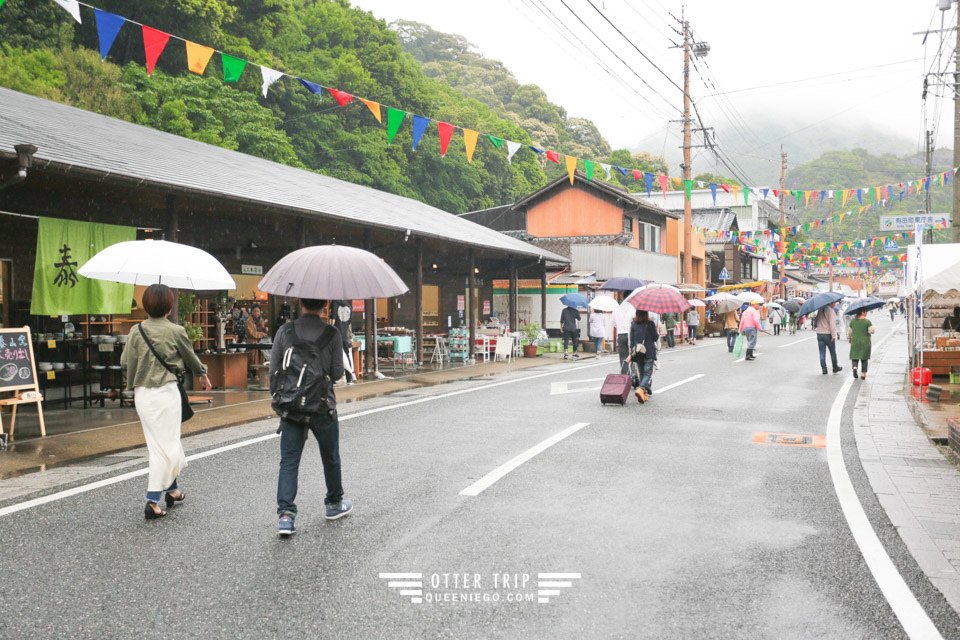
[
  {"x1": 185, "y1": 41, "x2": 214, "y2": 76},
  {"x1": 761, "y1": 187, "x2": 769, "y2": 200},
  {"x1": 52, "y1": 0, "x2": 82, "y2": 23},
  {"x1": 141, "y1": 26, "x2": 170, "y2": 77},
  {"x1": 856, "y1": 189, "x2": 863, "y2": 205},
  {"x1": 327, "y1": 88, "x2": 353, "y2": 107},
  {"x1": 565, "y1": 155, "x2": 577, "y2": 184},
  {"x1": 731, "y1": 184, "x2": 741, "y2": 204},
  {"x1": 360, "y1": 99, "x2": 382, "y2": 123},
  {"x1": 386, "y1": 107, "x2": 406, "y2": 144},
  {"x1": 841, "y1": 189, "x2": 849, "y2": 207},
  {"x1": 463, "y1": 129, "x2": 479, "y2": 162},
  {"x1": 615, "y1": 166, "x2": 628, "y2": 177},
  {"x1": 709, "y1": 182, "x2": 717, "y2": 205},
  {"x1": 600, "y1": 163, "x2": 612, "y2": 179},
  {"x1": 438, "y1": 122, "x2": 454, "y2": 157},
  {"x1": 584, "y1": 159, "x2": 596, "y2": 182},
  {"x1": 221, "y1": 53, "x2": 246, "y2": 82},
  {"x1": 506, "y1": 140, "x2": 522, "y2": 163},
  {"x1": 683, "y1": 179, "x2": 693, "y2": 202},
  {"x1": 299, "y1": 78, "x2": 322, "y2": 95},
  {"x1": 644, "y1": 172, "x2": 654, "y2": 197},
  {"x1": 546, "y1": 150, "x2": 560, "y2": 164},
  {"x1": 260, "y1": 67, "x2": 284, "y2": 97},
  {"x1": 411, "y1": 115, "x2": 430, "y2": 151},
  {"x1": 486, "y1": 135, "x2": 504, "y2": 149},
  {"x1": 658, "y1": 174, "x2": 668, "y2": 197},
  {"x1": 0, "y1": 1, "x2": 6, "y2": 9},
  {"x1": 742, "y1": 187, "x2": 749, "y2": 205},
  {"x1": 631, "y1": 169, "x2": 642, "y2": 181},
  {"x1": 529, "y1": 146, "x2": 545, "y2": 155},
  {"x1": 94, "y1": 9, "x2": 125, "y2": 60}
]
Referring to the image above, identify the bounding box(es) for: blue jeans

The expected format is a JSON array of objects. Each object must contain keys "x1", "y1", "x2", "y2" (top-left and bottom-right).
[
  {"x1": 743, "y1": 328, "x2": 758, "y2": 350},
  {"x1": 277, "y1": 412, "x2": 343, "y2": 515},
  {"x1": 637, "y1": 357, "x2": 655, "y2": 392},
  {"x1": 593, "y1": 337, "x2": 603, "y2": 352},
  {"x1": 666, "y1": 330, "x2": 675, "y2": 348},
  {"x1": 146, "y1": 479, "x2": 177, "y2": 504},
  {"x1": 817, "y1": 333, "x2": 839, "y2": 371},
  {"x1": 726, "y1": 329, "x2": 738, "y2": 351}
]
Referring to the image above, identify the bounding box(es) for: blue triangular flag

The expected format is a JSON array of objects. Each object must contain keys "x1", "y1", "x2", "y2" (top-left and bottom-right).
[
  {"x1": 298, "y1": 78, "x2": 323, "y2": 95},
  {"x1": 761, "y1": 187, "x2": 769, "y2": 200},
  {"x1": 94, "y1": 9, "x2": 125, "y2": 61},
  {"x1": 645, "y1": 172, "x2": 655, "y2": 196},
  {"x1": 709, "y1": 182, "x2": 717, "y2": 205},
  {"x1": 924, "y1": 177, "x2": 931, "y2": 191},
  {"x1": 529, "y1": 146, "x2": 545, "y2": 155},
  {"x1": 856, "y1": 189, "x2": 863, "y2": 205},
  {"x1": 411, "y1": 115, "x2": 430, "y2": 151},
  {"x1": 615, "y1": 166, "x2": 628, "y2": 176}
]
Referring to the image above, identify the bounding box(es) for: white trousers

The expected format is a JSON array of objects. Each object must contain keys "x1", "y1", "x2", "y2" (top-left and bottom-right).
[{"x1": 135, "y1": 382, "x2": 187, "y2": 492}]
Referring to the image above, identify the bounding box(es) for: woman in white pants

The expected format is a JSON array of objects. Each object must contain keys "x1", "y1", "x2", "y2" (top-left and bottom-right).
[{"x1": 122, "y1": 284, "x2": 211, "y2": 519}]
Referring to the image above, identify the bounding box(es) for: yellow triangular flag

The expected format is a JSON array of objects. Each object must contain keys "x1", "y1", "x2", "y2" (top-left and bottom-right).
[
  {"x1": 671, "y1": 176, "x2": 682, "y2": 189},
  {"x1": 185, "y1": 41, "x2": 215, "y2": 76},
  {"x1": 731, "y1": 184, "x2": 740, "y2": 202},
  {"x1": 841, "y1": 189, "x2": 849, "y2": 207},
  {"x1": 804, "y1": 190, "x2": 811, "y2": 206},
  {"x1": 360, "y1": 99, "x2": 382, "y2": 123},
  {"x1": 463, "y1": 129, "x2": 479, "y2": 163},
  {"x1": 565, "y1": 155, "x2": 577, "y2": 184}
]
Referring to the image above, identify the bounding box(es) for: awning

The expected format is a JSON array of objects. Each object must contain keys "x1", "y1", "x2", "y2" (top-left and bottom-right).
[{"x1": 717, "y1": 280, "x2": 767, "y2": 291}]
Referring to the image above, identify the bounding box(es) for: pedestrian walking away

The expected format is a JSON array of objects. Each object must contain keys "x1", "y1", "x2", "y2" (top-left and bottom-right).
[
  {"x1": 628, "y1": 310, "x2": 659, "y2": 403},
  {"x1": 684, "y1": 307, "x2": 699, "y2": 345},
  {"x1": 332, "y1": 300, "x2": 355, "y2": 384},
  {"x1": 270, "y1": 297, "x2": 352, "y2": 536},
  {"x1": 738, "y1": 300, "x2": 762, "y2": 361},
  {"x1": 723, "y1": 309, "x2": 739, "y2": 352},
  {"x1": 614, "y1": 301, "x2": 633, "y2": 374},
  {"x1": 889, "y1": 306, "x2": 896, "y2": 322},
  {"x1": 589, "y1": 310, "x2": 607, "y2": 354},
  {"x1": 767, "y1": 307, "x2": 783, "y2": 336},
  {"x1": 834, "y1": 302, "x2": 845, "y2": 341},
  {"x1": 560, "y1": 305, "x2": 581, "y2": 359},
  {"x1": 121, "y1": 284, "x2": 212, "y2": 520},
  {"x1": 814, "y1": 304, "x2": 843, "y2": 374},
  {"x1": 663, "y1": 312, "x2": 677, "y2": 348},
  {"x1": 788, "y1": 311, "x2": 797, "y2": 335},
  {"x1": 847, "y1": 310, "x2": 875, "y2": 380}
]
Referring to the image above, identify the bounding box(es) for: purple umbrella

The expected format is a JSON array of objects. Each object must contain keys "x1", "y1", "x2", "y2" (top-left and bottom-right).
[
  {"x1": 258, "y1": 245, "x2": 409, "y2": 299},
  {"x1": 600, "y1": 276, "x2": 649, "y2": 292}
]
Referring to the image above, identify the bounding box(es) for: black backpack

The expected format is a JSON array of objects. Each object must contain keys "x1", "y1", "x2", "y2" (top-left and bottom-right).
[{"x1": 271, "y1": 323, "x2": 339, "y2": 423}]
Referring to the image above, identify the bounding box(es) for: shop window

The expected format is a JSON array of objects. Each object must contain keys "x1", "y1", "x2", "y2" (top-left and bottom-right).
[
  {"x1": 639, "y1": 222, "x2": 661, "y2": 253},
  {"x1": 623, "y1": 215, "x2": 632, "y2": 234}
]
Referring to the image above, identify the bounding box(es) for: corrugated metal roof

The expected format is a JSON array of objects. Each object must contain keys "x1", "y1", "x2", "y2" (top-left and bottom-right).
[{"x1": 0, "y1": 88, "x2": 568, "y2": 263}]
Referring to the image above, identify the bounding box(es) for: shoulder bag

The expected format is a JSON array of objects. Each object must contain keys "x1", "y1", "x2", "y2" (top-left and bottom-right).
[{"x1": 138, "y1": 324, "x2": 195, "y2": 422}]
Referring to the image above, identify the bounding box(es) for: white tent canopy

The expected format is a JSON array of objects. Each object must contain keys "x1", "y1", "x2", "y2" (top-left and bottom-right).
[{"x1": 907, "y1": 243, "x2": 960, "y2": 294}]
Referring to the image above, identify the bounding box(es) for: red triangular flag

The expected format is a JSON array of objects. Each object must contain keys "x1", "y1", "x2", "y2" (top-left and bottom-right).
[
  {"x1": 142, "y1": 25, "x2": 171, "y2": 77},
  {"x1": 546, "y1": 150, "x2": 560, "y2": 164},
  {"x1": 772, "y1": 189, "x2": 779, "y2": 197},
  {"x1": 632, "y1": 169, "x2": 642, "y2": 180},
  {"x1": 327, "y1": 88, "x2": 353, "y2": 107},
  {"x1": 658, "y1": 174, "x2": 668, "y2": 196},
  {"x1": 437, "y1": 122, "x2": 454, "y2": 157},
  {"x1": 720, "y1": 183, "x2": 731, "y2": 193}
]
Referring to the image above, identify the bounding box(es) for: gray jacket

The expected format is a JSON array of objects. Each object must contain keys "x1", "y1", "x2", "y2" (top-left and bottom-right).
[{"x1": 269, "y1": 315, "x2": 345, "y2": 412}]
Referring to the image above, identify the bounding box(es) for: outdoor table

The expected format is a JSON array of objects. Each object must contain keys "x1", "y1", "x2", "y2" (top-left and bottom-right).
[
  {"x1": 920, "y1": 350, "x2": 960, "y2": 376},
  {"x1": 198, "y1": 352, "x2": 248, "y2": 390}
]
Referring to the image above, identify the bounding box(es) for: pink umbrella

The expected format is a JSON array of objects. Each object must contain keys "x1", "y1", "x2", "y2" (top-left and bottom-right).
[
  {"x1": 624, "y1": 286, "x2": 691, "y2": 314},
  {"x1": 687, "y1": 299, "x2": 705, "y2": 307}
]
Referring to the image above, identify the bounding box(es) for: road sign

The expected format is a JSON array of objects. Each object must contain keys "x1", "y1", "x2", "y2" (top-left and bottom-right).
[
  {"x1": 781, "y1": 277, "x2": 788, "y2": 284},
  {"x1": 718, "y1": 267, "x2": 730, "y2": 281},
  {"x1": 884, "y1": 239, "x2": 899, "y2": 250}
]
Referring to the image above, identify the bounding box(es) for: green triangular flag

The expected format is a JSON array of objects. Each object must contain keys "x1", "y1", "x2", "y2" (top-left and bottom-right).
[
  {"x1": 743, "y1": 187, "x2": 750, "y2": 205},
  {"x1": 584, "y1": 160, "x2": 595, "y2": 181},
  {"x1": 386, "y1": 107, "x2": 405, "y2": 144},
  {"x1": 683, "y1": 179, "x2": 693, "y2": 201},
  {"x1": 486, "y1": 135, "x2": 504, "y2": 149},
  {"x1": 795, "y1": 191, "x2": 802, "y2": 205},
  {"x1": 221, "y1": 54, "x2": 247, "y2": 83},
  {"x1": 0, "y1": 1, "x2": 6, "y2": 9}
]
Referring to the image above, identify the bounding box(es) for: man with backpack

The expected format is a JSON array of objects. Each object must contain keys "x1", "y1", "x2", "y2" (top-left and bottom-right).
[{"x1": 269, "y1": 298, "x2": 351, "y2": 536}]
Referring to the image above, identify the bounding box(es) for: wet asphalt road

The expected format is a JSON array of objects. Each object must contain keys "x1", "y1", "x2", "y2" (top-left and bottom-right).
[{"x1": 1, "y1": 315, "x2": 959, "y2": 639}]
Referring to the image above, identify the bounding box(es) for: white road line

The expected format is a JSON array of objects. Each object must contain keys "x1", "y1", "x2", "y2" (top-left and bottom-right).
[
  {"x1": 654, "y1": 374, "x2": 704, "y2": 394},
  {"x1": 0, "y1": 360, "x2": 613, "y2": 518},
  {"x1": 826, "y1": 327, "x2": 943, "y2": 640},
  {"x1": 459, "y1": 423, "x2": 590, "y2": 497},
  {"x1": 778, "y1": 336, "x2": 815, "y2": 348},
  {"x1": 550, "y1": 378, "x2": 607, "y2": 395},
  {"x1": 733, "y1": 353, "x2": 761, "y2": 364}
]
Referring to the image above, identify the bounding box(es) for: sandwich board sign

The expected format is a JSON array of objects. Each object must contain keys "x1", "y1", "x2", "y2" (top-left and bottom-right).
[{"x1": 0, "y1": 327, "x2": 46, "y2": 445}]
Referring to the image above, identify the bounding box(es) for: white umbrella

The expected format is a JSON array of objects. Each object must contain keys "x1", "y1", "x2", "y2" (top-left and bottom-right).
[
  {"x1": 687, "y1": 299, "x2": 706, "y2": 307},
  {"x1": 258, "y1": 245, "x2": 408, "y2": 299},
  {"x1": 705, "y1": 292, "x2": 741, "y2": 314},
  {"x1": 764, "y1": 302, "x2": 784, "y2": 310},
  {"x1": 589, "y1": 296, "x2": 619, "y2": 312},
  {"x1": 736, "y1": 291, "x2": 765, "y2": 304},
  {"x1": 78, "y1": 240, "x2": 235, "y2": 290}
]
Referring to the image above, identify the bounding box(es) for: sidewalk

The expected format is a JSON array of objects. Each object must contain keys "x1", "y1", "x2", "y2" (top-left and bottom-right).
[
  {"x1": 852, "y1": 327, "x2": 960, "y2": 613},
  {"x1": 0, "y1": 352, "x2": 576, "y2": 480}
]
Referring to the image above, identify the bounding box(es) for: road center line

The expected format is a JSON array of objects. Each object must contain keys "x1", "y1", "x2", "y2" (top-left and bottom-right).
[
  {"x1": 778, "y1": 336, "x2": 815, "y2": 348},
  {"x1": 825, "y1": 327, "x2": 943, "y2": 640},
  {"x1": 459, "y1": 423, "x2": 590, "y2": 497},
  {"x1": 0, "y1": 360, "x2": 614, "y2": 518},
  {"x1": 654, "y1": 374, "x2": 704, "y2": 393}
]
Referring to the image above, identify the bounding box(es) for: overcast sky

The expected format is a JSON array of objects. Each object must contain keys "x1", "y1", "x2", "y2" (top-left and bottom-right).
[{"x1": 352, "y1": 0, "x2": 955, "y2": 174}]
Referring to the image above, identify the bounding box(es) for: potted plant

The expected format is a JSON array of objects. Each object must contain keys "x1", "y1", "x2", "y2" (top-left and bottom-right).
[{"x1": 521, "y1": 323, "x2": 542, "y2": 358}]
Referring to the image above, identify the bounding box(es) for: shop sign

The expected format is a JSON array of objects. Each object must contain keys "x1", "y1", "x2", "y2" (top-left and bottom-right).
[
  {"x1": 351, "y1": 300, "x2": 365, "y2": 313},
  {"x1": 879, "y1": 214, "x2": 949, "y2": 231},
  {"x1": 241, "y1": 264, "x2": 263, "y2": 275},
  {"x1": 483, "y1": 300, "x2": 491, "y2": 315},
  {"x1": 457, "y1": 295, "x2": 465, "y2": 311}
]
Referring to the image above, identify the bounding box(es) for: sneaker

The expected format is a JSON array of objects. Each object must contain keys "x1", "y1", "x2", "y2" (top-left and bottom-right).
[
  {"x1": 278, "y1": 514, "x2": 296, "y2": 536},
  {"x1": 325, "y1": 499, "x2": 353, "y2": 520},
  {"x1": 852, "y1": 369, "x2": 859, "y2": 379},
  {"x1": 833, "y1": 366, "x2": 843, "y2": 374},
  {"x1": 635, "y1": 388, "x2": 648, "y2": 403},
  {"x1": 572, "y1": 353, "x2": 580, "y2": 359},
  {"x1": 822, "y1": 369, "x2": 828, "y2": 375},
  {"x1": 562, "y1": 354, "x2": 568, "y2": 360}
]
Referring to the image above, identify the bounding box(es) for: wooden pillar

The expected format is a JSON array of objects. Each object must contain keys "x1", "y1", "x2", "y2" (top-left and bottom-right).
[
  {"x1": 363, "y1": 230, "x2": 375, "y2": 375},
  {"x1": 509, "y1": 257, "x2": 518, "y2": 332},
  {"x1": 468, "y1": 250, "x2": 476, "y2": 360},
  {"x1": 540, "y1": 261, "x2": 548, "y2": 330},
  {"x1": 415, "y1": 238, "x2": 424, "y2": 365},
  {"x1": 164, "y1": 195, "x2": 178, "y2": 242}
]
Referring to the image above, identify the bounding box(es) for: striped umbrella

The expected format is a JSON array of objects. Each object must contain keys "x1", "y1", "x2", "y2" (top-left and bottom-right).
[{"x1": 625, "y1": 285, "x2": 691, "y2": 314}]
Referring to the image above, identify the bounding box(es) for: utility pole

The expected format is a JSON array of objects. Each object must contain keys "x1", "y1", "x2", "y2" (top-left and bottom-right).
[
  {"x1": 681, "y1": 15, "x2": 693, "y2": 286},
  {"x1": 779, "y1": 146, "x2": 787, "y2": 298},
  {"x1": 926, "y1": 129, "x2": 935, "y2": 243},
  {"x1": 955, "y1": 3, "x2": 960, "y2": 242},
  {"x1": 829, "y1": 197, "x2": 835, "y2": 292}
]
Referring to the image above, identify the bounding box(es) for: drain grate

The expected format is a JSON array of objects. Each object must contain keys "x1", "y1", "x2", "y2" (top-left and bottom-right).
[{"x1": 752, "y1": 432, "x2": 825, "y2": 448}]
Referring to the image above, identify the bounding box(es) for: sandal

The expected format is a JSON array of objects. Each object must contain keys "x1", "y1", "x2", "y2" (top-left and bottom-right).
[
  {"x1": 144, "y1": 502, "x2": 167, "y2": 520},
  {"x1": 164, "y1": 490, "x2": 186, "y2": 509}
]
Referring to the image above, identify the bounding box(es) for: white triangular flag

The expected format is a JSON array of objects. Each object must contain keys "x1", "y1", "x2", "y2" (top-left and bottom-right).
[
  {"x1": 600, "y1": 163, "x2": 612, "y2": 179},
  {"x1": 696, "y1": 181, "x2": 704, "y2": 188},
  {"x1": 506, "y1": 140, "x2": 522, "y2": 163},
  {"x1": 52, "y1": 0, "x2": 82, "y2": 23},
  {"x1": 260, "y1": 67, "x2": 284, "y2": 98}
]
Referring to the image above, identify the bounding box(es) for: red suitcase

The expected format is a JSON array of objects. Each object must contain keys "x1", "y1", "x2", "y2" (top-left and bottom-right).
[{"x1": 600, "y1": 374, "x2": 632, "y2": 405}]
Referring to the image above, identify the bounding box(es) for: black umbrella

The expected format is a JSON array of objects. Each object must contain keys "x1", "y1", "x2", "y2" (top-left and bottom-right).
[
  {"x1": 782, "y1": 300, "x2": 802, "y2": 313},
  {"x1": 844, "y1": 297, "x2": 885, "y2": 315},
  {"x1": 798, "y1": 291, "x2": 845, "y2": 317},
  {"x1": 600, "y1": 276, "x2": 649, "y2": 292}
]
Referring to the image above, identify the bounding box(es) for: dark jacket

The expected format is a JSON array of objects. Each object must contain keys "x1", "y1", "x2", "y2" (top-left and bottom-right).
[
  {"x1": 269, "y1": 314, "x2": 345, "y2": 412},
  {"x1": 560, "y1": 307, "x2": 581, "y2": 333},
  {"x1": 629, "y1": 319, "x2": 658, "y2": 360}
]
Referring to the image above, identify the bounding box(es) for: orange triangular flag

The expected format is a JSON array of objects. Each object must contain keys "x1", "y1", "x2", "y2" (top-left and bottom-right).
[
  {"x1": 804, "y1": 190, "x2": 811, "y2": 206},
  {"x1": 565, "y1": 155, "x2": 577, "y2": 184},
  {"x1": 360, "y1": 99, "x2": 382, "y2": 123},
  {"x1": 463, "y1": 129, "x2": 479, "y2": 163},
  {"x1": 185, "y1": 41, "x2": 215, "y2": 76},
  {"x1": 731, "y1": 184, "x2": 740, "y2": 203}
]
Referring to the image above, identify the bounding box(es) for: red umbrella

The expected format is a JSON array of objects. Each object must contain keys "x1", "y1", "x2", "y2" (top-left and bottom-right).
[{"x1": 625, "y1": 286, "x2": 691, "y2": 314}]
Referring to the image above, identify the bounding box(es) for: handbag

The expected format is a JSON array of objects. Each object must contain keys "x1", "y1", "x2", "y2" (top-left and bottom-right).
[
  {"x1": 732, "y1": 333, "x2": 744, "y2": 358},
  {"x1": 138, "y1": 324, "x2": 195, "y2": 422}
]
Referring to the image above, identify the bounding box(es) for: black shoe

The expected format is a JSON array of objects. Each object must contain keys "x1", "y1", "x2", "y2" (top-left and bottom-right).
[
  {"x1": 852, "y1": 369, "x2": 859, "y2": 379},
  {"x1": 822, "y1": 369, "x2": 828, "y2": 375},
  {"x1": 164, "y1": 490, "x2": 186, "y2": 509},
  {"x1": 144, "y1": 502, "x2": 166, "y2": 520},
  {"x1": 833, "y1": 366, "x2": 843, "y2": 373}
]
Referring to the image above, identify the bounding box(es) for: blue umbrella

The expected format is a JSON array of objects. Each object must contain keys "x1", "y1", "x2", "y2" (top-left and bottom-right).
[
  {"x1": 560, "y1": 293, "x2": 590, "y2": 308},
  {"x1": 843, "y1": 296, "x2": 885, "y2": 315},
  {"x1": 600, "y1": 276, "x2": 648, "y2": 292},
  {"x1": 798, "y1": 291, "x2": 844, "y2": 318}
]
